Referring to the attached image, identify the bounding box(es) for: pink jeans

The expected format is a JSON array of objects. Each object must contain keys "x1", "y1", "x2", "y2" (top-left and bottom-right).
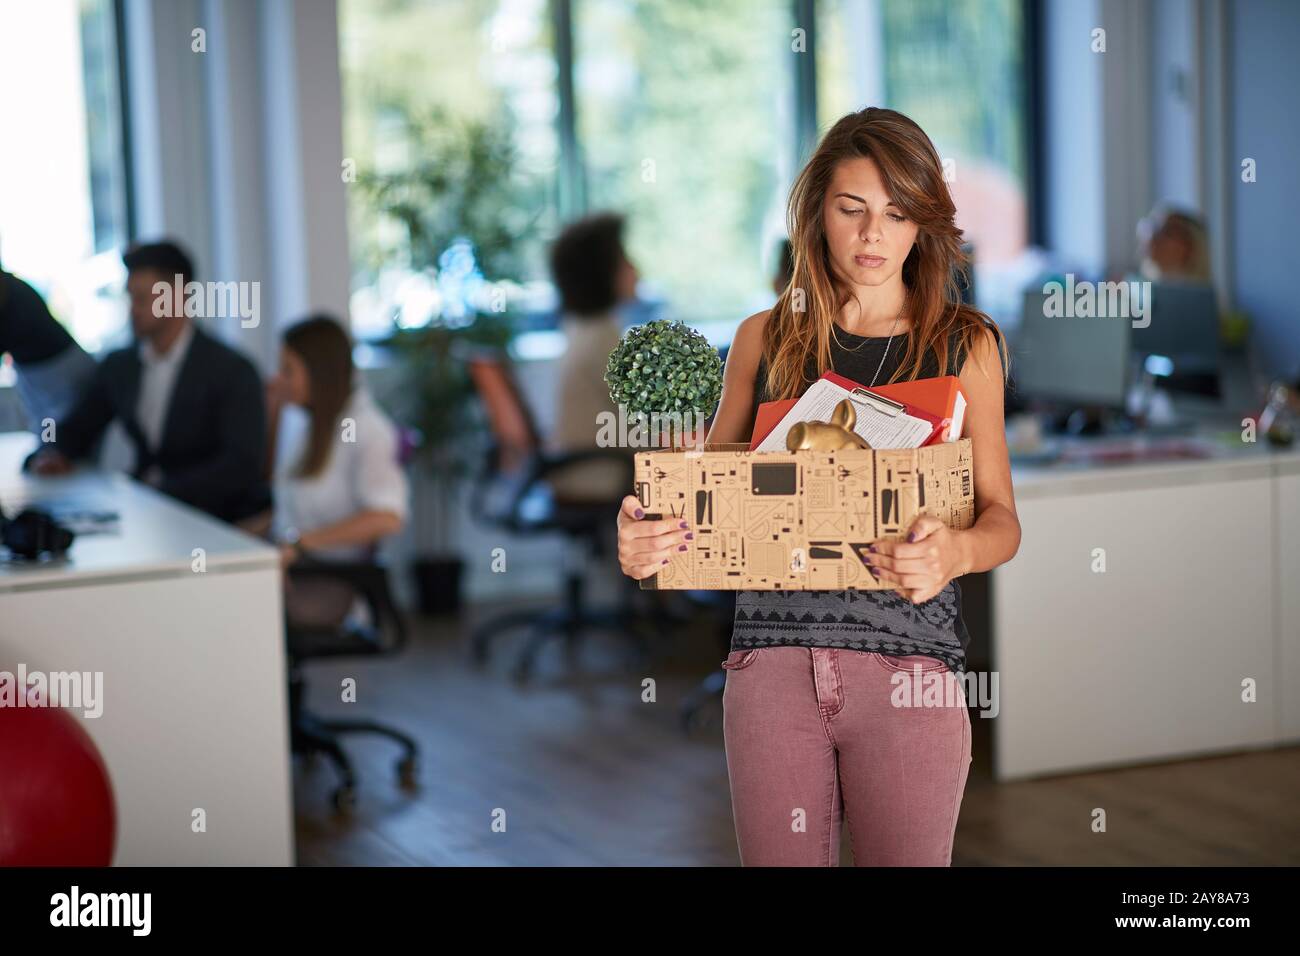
[{"x1": 721, "y1": 645, "x2": 971, "y2": 866}]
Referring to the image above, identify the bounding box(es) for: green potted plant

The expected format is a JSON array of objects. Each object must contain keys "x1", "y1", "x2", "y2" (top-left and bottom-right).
[
  {"x1": 381, "y1": 312, "x2": 513, "y2": 614},
  {"x1": 355, "y1": 107, "x2": 543, "y2": 614},
  {"x1": 604, "y1": 319, "x2": 724, "y2": 450}
]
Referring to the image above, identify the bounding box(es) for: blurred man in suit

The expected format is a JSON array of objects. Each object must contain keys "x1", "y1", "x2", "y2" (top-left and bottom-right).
[{"x1": 25, "y1": 240, "x2": 269, "y2": 524}]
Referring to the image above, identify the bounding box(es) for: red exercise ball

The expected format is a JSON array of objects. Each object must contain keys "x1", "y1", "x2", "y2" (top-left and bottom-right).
[{"x1": 0, "y1": 687, "x2": 117, "y2": 866}]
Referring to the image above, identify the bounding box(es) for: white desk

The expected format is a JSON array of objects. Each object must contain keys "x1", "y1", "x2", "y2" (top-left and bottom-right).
[
  {"x1": 0, "y1": 433, "x2": 293, "y2": 865},
  {"x1": 991, "y1": 434, "x2": 1300, "y2": 780}
]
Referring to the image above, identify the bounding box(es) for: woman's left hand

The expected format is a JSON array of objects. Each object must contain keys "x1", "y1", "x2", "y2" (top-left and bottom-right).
[{"x1": 861, "y1": 515, "x2": 967, "y2": 603}]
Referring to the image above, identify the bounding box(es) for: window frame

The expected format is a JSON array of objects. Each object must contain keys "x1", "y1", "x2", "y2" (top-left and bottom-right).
[{"x1": 112, "y1": 0, "x2": 138, "y2": 242}]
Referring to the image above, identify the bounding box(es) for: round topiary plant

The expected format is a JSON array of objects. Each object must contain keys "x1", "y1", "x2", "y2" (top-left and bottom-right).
[{"x1": 605, "y1": 319, "x2": 723, "y2": 446}]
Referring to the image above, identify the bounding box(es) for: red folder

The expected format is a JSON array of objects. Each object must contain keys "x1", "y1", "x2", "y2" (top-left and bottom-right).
[
  {"x1": 871, "y1": 375, "x2": 967, "y2": 442},
  {"x1": 749, "y1": 371, "x2": 960, "y2": 451}
]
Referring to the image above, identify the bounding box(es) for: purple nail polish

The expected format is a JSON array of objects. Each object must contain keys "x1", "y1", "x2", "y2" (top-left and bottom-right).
[
  {"x1": 907, "y1": 531, "x2": 917, "y2": 542},
  {"x1": 869, "y1": 566, "x2": 880, "y2": 578},
  {"x1": 662, "y1": 558, "x2": 669, "y2": 565},
  {"x1": 867, "y1": 544, "x2": 877, "y2": 553},
  {"x1": 678, "y1": 544, "x2": 688, "y2": 551},
  {"x1": 685, "y1": 532, "x2": 694, "y2": 540},
  {"x1": 634, "y1": 508, "x2": 644, "y2": 519},
  {"x1": 679, "y1": 520, "x2": 688, "y2": 529}
]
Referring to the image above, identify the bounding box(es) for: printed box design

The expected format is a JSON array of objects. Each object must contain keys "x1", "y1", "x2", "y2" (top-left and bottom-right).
[{"x1": 636, "y1": 439, "x2": 974, "y2": 590}]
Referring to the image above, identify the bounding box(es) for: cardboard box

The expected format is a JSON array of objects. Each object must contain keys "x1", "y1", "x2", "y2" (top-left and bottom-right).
[{"x1": 636, "y1": 438, "x2": 975, "y2": 590}]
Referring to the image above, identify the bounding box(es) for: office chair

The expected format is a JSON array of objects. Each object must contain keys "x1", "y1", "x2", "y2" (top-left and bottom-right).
[
  {"x1": 285, "y1": 556, "x2": 419, "y2": 812},
  {"x1": 465, "y1": 353, "x2": 651, "y2": 681}
]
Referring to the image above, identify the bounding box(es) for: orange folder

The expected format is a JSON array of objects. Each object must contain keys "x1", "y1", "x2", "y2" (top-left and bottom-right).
[{"x1": 749, "y1": 374, "x2": 967, "y2": 450}]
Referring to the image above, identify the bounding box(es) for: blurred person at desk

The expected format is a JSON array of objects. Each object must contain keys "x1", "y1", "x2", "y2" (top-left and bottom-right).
[
  {"x1": 1136, "y1": 203, "x2": 1211, "y2": 284},
  {"x1": 23, "y1": 240, "x2": 269, "y2": 524},
  {"x1": 0, "y1": 258, "x2": 96, "y2": 436},
  {"x1": 1136, "y1": 204, "x2": 1251, "y2": 353},
  {"x1": 253, "y1": 314, "x2": 409, "y2": 626},
  {"x1": 1132, "y1": 204, "x2": 1227, "y2": 409},
  {"x1": 547, "y1": 212, "x2": 640, "y2": 504}
]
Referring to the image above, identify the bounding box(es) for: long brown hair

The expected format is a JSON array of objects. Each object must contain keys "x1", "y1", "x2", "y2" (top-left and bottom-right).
[
  {"x1": 284, "y1": 314, "x2": 354, "y2": 478},
  {"x1": 763, "y1": 107, "x2": 1009, "y2": 400}
]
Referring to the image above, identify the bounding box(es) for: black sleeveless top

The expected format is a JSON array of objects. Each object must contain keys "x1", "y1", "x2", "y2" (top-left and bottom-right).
[{"x1": 732, "y1": 321, "x2": 985, "y2": 675}]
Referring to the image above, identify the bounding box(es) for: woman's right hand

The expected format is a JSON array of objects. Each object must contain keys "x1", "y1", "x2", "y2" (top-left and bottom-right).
[{"x1": 617, "y1": 494, "x2": 693, "y2": 580}]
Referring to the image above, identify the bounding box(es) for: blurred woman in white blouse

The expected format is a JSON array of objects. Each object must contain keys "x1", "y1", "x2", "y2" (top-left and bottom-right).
[{"x1": 265, "y1": 314, "x2": 409, "y2": 625}]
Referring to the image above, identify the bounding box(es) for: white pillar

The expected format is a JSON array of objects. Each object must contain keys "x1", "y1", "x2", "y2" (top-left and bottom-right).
[
  {"x1": 201, "y1": 0, "x2": 272, "y2": 364},
  {"x1": 122, "y1": 0, "x2": 213, "y2": 278},
  {"x1": 1042, "y1": 0, "x2": 1104, "y2": 275},
  {"x1": 122, "y1": 0, "x2": 352, "y2": 368},
  {"x1": 259, "y1": 0, "x2": 352, "y2": 341}
]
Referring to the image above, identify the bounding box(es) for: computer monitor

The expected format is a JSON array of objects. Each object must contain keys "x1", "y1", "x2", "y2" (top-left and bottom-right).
[
  {"x1": 1130, "y1": 282, "x2": 1221, "y2": 396},
  {"x1": 1012, "y1": 290, "x2": 1131, "y2": 409}
]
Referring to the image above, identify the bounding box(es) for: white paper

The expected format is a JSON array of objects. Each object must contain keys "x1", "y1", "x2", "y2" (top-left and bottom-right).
[
  {"x1": 756, "y1": 379, "x2": 935, "y2": 451},
  {"x1": 949, "y1": 390, "x2": 966, "y2": 440}
]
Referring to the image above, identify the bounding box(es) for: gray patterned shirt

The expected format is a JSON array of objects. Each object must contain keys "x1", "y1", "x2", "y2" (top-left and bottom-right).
[{"x1": 731, "y1": 319, "x2": 999, "y2": 674}]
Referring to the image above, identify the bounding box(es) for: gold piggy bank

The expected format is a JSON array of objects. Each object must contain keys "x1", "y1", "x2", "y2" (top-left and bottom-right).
[{"x1": 785, "y1": 398, "x2": 872, "y2": 451}]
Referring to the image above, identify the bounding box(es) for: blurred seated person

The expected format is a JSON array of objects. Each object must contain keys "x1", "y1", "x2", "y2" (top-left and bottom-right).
[
  {"x1": 24, "y1": 240, "x2": 269, "y2": 524},
  {"x1": 1136, "y1": 204, "x2": 1211, "y2": 284},
  {"x1": 0, "y1": 258, "x2": 96, "y2": 436},
  {"x1": 547, "y1": 212, "x2": 640, "y2": 504},
  {"x1": 260, "y1": 314, "x2": 408, "y2": 627}
]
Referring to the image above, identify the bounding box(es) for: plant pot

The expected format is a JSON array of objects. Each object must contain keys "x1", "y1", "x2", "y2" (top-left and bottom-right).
[{"x1": 411, "y1": 554, "x2": 465, "y2": 616}]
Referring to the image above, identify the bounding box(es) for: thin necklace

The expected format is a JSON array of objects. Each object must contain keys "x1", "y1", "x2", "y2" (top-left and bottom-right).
[{"x1": 832, "y1": 294, "x2": 907, "y2": 387}]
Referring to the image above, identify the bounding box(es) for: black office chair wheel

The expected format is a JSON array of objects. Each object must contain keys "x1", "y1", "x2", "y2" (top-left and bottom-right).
[
  {"x1": 396, "y1": 756, "x2": 419, "y2": 789},
  {"x1": 332, "y1": 783, "x2": 358, "y2": 814}
]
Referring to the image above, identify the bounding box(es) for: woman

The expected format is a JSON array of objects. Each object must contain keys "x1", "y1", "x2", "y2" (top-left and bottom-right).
[
  {"x1": 266, "y1": 314, "x2": 409, "y2": 626},
  {"x1": 548, "y1": 211, "x2": 640, "y2": 504},
  {"x1": 616, "y1": 108, "x2": 1019, "y2": 866}
]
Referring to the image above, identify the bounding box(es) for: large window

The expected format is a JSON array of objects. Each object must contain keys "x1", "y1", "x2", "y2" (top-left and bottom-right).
[
  {"x1": 575, "y1": 0, "x2": 792, "y2": 326},
  {"x1": 0, "y1": 0, "x2": 131, "y2": 355},
  {"x1": 339, "y1": 0, "x2": 560, "y2": 339},
  {"x1": 338, "y1": 0, "x2": 1031, "y2": 337},
  {"x1": 819, "y1": 0, "x2": 1030, "y2": 323}
]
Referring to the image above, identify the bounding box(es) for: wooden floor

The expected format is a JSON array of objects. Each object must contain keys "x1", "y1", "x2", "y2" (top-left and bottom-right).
[{"x1": 293, "y1": 600, "x2": 1300, "y2": 866}]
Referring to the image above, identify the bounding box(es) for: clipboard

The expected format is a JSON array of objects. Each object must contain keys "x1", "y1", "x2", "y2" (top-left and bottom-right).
[
  {"x1": 751, "y1": 369, "x2": 951, "y2": 451},
  {"x1": 823, "y1": 371, "x2": 948, "y2": 436},
  {"x1": 822, "y1": 370, "x2": 950, "y2": 447}
]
